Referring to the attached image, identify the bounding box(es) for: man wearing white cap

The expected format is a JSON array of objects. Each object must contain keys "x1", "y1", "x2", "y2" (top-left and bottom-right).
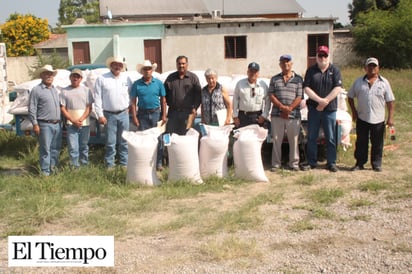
[
  {"x1": 60, "y1": 69, "x2": 94, "y2": 168},
  {"x1": 130, "y1": 60, "x2": 166, "y2": 170},
  {"x1": 94, "y1": 56, "x2": 131, "y2": 169},
  {"x1": 28, "y1": 65, "x2": 62, "y2": 176},
  {"x1": 348, "y1": 57, "x2": 395, "y2": 172}
]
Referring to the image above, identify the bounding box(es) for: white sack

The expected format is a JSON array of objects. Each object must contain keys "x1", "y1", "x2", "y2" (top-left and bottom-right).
[
  {"x1": 233, "y1": 124, "x2": 268, "y2": 182},
  {"x1": 168, "y1": 128, "x2": 203, "y2": 184},
  {"x1": 337, "y1": 109, "x2": 353, "y2": 150},
  {"x1": 8, "y1": 90, "x2": 30, "y2": 115},
  {"x1": 199, "y1": 124, "x2": 234, "y2": 178},
  {"x1": 122, "y1": 128, "x2": 161, "y2": 186},
  {"x1": 20, "y1": 118, "x2": 33, "y2": 131}
]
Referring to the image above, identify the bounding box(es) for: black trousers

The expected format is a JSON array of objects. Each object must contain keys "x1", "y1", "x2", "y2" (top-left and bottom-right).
[{"x1": 354, "y1": 118, "x2": 385, "y2": 168}]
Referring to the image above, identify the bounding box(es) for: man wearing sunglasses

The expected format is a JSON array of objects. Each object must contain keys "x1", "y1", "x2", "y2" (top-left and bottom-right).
[
  {"x1": 232, "y1": 62, "x2": 270, "y2": 128},
  {"x1": 303, "y1": 45, "x2": 343, "y2": 172}
]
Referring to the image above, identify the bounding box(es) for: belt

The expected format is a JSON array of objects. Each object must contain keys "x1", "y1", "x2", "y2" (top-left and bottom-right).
[
  {"x1": 239, "y1": 110, "x2": 262, "y2": 116},
  {"x1": 104, "y1": 108, "x2": 128, "y2": 115},
  {"x1": 168, "y1": 107, "x2": 192, "y2": 113},
  {"x1": 38, "y1": 119, "x2": 61, "y2": 124},
  {"x1": 138, "y1": 107, "x2": 160, "y2": 114}
]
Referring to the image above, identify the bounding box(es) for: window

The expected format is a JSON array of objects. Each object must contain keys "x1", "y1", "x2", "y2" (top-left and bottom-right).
[
  {"x1": 307, "y1": 34, "x2": 329, "y2": 67},
  {"x1": 225, "y1": 36, "x2": 247, "y2": 59},
  {"x1": 307, "y1": 34, "x2": 329, "y2": 57}
]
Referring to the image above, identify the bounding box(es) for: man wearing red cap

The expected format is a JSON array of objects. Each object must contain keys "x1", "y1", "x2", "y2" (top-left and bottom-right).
[{"x1": 303, "y1": 45, "x2": 343, "y2": 172}]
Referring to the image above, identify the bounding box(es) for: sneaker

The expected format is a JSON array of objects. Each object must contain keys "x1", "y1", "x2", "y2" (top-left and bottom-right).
[
  {"x1": 328, "y1": 164, "x2": 338, "y2": 172},
  {"x1": 350, "y1": 165, "x2": 364, "y2": 171},
  {"x1": 289, "y1": 166, "x2": 300, "y2": 171}
]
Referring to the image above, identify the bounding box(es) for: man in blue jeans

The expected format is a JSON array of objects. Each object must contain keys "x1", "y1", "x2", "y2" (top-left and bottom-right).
[
  {"x1": 28, "y1": 65, "x2": 62, "y2": 176},
  {"x1": 94, "y1": 56, "x2": 131, "y2": 169},
  {"x1": 130, "y1": 60, "x2": 167, "y2": 171},
  {"x1": 303, "y1": 45, "x2": 343, "y2": 172},
  {"x1": 60, "y1": 69, "x2": 94, "y2": 168}
]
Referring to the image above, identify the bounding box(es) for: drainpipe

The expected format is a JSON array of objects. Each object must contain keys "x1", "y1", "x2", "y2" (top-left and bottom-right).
[{"x1": 113, "y1": 34, "x2": 120, "y2": 57}]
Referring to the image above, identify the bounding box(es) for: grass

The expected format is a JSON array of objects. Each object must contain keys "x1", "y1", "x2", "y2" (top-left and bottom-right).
[
  {"x1": 199, "y1": 236, "x2": 262, "y2": 262},
  {"x1": 1, "y1": 68, "x2": 412, "y2": 269}
]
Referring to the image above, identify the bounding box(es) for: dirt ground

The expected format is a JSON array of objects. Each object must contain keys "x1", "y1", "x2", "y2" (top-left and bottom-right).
[{"x1": 1, "y1": 140, "x2": 411, "y2": 273}]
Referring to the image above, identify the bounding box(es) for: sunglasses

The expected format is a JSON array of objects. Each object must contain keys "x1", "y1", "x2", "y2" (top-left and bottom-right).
[
  {"x1": 251, "y1": 87, "x2": 256, "y2": 97},
  {"x1": 317, "y1": 53, "x2": 328, "y2": 58}
]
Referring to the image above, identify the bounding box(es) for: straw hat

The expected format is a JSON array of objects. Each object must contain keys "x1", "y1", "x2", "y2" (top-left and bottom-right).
[
  {"x1": 105, "y1": 56, "x2": 127, "y2": 72},
  {"x1": 136, "y1": 60, "x2": 158, "y2": 74},
  {"x1": 35, "y1": 65, "x2": 57, "y2": 78}
]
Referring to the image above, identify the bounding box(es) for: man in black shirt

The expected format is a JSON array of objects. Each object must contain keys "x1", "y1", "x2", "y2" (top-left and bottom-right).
[
  {"x1": 164, "y1": 55, "x2": 201, "y2": 135},
  {"x1": 303, "y1": 46, "x2": 343, "y2": 172}
]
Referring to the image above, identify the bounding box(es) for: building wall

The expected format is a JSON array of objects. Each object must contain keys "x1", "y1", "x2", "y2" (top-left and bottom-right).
[
  {"x1": 65, "y1": 23, "x2": 164, "y2": 69},
  {"x1": 65, "y1": 19, "x2": 334, "y2": 77},
  {"x1": 6, "y1": 56, "x2": 37, "y2": 84},
  {"x1": 162, "y1": 20, "x2": 333, "y2": 78},
  {"x1": 332, "y1": 30, "x2": 361, "y2": 67}
]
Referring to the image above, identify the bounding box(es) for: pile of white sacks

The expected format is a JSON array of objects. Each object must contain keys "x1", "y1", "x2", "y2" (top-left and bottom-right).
[{"x1": 8, "y1": 68, "x2": 352, "y2": 184}]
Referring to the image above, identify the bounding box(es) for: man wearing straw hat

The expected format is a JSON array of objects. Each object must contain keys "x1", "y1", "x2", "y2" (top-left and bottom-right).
[
  {"x1": 130, "y1": 60, "x2": 166, "y2": 170},
  {"x1": 94, "y1": 56, "x2": 131, "y2": 169},
  {"x1": 28, "y1": 65, "x2": 62, "y2": 176}
]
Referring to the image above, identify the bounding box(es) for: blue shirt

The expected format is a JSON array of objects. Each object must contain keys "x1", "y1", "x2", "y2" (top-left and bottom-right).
[{"x1": 130, "y1": 77, "x2": 166, "y2": 109}]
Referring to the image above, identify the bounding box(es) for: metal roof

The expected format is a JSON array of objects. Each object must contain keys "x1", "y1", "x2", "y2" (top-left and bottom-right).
[
  {"x1": 204, "y1": 0, "x2": 305, "y2": 16},
  {"x1": 33, "y1": 34, "x2": 67, "y2": 49},
  {"x1": 99, "y1": 0, "x2": 305, "y2": 19},
  {"x1": 100, "y1": 0, "x2": 210, "y2": 17}
]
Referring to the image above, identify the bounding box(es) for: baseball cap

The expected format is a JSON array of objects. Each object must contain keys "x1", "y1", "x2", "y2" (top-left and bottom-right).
[
  {"x1": 279, "y1": 54, "x2": 292, "y2": 61},
  {"x1": 317, "y1": 45, "x2": 329, "y2": 55},
  {"x1": 365, "y1": 57, "x2": 379, "y2": 66},
  {"x1": 70, "y1": 68, "x2": 83, "y2": 77},
  {"x1": 248, "y1": 62, "x2": 260, "y2": 71}
]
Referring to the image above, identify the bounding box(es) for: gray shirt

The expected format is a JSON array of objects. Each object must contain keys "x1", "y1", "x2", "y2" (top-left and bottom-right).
[
  {"x1": 348, "y1": 75, "x2": 395, "y2": 124},
  {"x1": 28, "y1": 83, "x2": 61, "y2": 126},
  {"x1": 60, "y1": 85, "x2": 94, "y2": 110}
]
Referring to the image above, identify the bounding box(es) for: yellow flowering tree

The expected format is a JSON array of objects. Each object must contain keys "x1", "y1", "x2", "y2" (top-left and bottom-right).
[{"x1": 0, "y1": 13, "x2": 50, "y2": 57}]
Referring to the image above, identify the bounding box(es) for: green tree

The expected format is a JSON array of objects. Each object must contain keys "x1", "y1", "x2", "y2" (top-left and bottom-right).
[
  {"x1": 58, "y1": 0, "x2": 100, "y2": 25},
  {"x1": 348, "y1": 0, "x2": 399, "y2": 25},
  {"x1": 29, "y1": 51, "x2": 70, "y2": 79},
  {"x1": 352, "y1": 0, "x2": 412, "y2": 68},
  {"x1": 0, "y1": 13, "x2": 50, "y2": 57}
]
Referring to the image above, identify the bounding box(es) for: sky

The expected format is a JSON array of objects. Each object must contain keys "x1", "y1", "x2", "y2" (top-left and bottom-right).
[{"x1": 0, "y1": 0, "x2": 351, "y2": 27}]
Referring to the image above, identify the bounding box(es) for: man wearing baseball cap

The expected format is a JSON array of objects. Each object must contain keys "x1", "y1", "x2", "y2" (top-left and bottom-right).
[
  {"x1": 268, "y1": 54, "x2": 304, "y2": 172},
  {"x1": 232, "y1": 62, "x2": 270, "y2": 128},
  {"x1": 347, "y1": 57, "x2": 395, "y2": 172},
  {"x1": 60, "y1": 69, "x2": 94, "y2": 168},
  {"x1": 303, "y1": 45, "x2": 343, "y2": 172}
]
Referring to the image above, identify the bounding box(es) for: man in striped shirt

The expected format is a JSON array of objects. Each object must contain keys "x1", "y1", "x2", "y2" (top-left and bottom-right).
[{"x1": 268, "y1": 54, "x2": 304, "y2": 172}]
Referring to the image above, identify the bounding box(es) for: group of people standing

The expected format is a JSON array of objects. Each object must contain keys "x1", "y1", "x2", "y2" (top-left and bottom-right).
[{"x1": 28, "y1": 45, "x2": 395, "y2": 177}]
